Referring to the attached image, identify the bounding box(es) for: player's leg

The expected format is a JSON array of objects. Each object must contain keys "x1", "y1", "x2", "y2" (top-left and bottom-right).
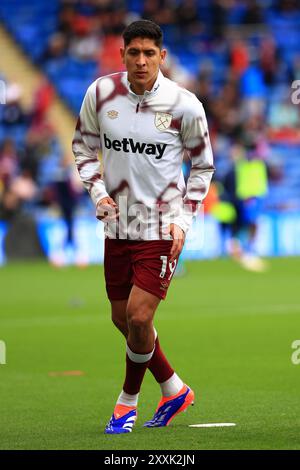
[
  {"x1": 107, "y1": 285, "x2": 184, "y2": 434},
  {"x1": 111, "y1": 300, "x2": 128, "y2": 337},
  {"x1": 104, "y1": 239, "x2": 139, "y2": 434},
  {"x1": 105, "y1": 286, "x2": 159, "y2": 434},
  {"x1": 126, "y1": 285, "x2": 158, "y2": 352},
  {"x1": 236, "y1": 199, "x2": 267, "y2": 272},
  {"x1": 105, "y1": 240, "x2": 194, "y2": 433},
  {"x1": 111, "y1": 299, "x2": 182, "y2": 394},
  {"x1": 104, "y1": 237, "x2": 134, "y2": 338},
  {"x1": 132, "y1": 241, "x2": 194, "y2": 428},
  {"x1": 122, "y1": 285, "x2": 159, "y2": 398}
]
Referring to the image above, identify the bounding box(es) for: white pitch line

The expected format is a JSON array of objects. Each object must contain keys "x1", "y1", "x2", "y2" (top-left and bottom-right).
[{"x1": 189, "y1": 423, "x2": 236, "y2": 428}]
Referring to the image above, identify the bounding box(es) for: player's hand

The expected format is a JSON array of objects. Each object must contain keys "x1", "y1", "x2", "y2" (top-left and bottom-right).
[
  {"x1": 96, "y1": 197, "x2": 119, "y2": 221},
  {"x1": 167, "y1": 223, "x2": 186, "y2": 262}
]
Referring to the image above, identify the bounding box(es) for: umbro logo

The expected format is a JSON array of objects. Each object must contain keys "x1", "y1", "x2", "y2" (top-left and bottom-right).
[
  {"x1": 104, "y1": 134, "x2": 167, "y2": 160},
  {"x1": 160, "y1": 280, "x2": 168, "y2": 290},
  {"x1": 107, "y1": 110, "x2": 119, "y2": 119}
]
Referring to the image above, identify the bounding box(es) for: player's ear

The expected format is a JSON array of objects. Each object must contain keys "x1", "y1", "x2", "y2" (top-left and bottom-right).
[
  {"x1": 160, "y1": 49, "x2": 167, "y2": 65},
  {"x1": 120, "y1": 47, "x2": 125, "y2": 64}
]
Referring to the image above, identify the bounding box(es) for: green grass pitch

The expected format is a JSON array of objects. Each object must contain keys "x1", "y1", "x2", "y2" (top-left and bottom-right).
[{"x1": 0, "y1": 257, "x2": 300, "y2": 450}]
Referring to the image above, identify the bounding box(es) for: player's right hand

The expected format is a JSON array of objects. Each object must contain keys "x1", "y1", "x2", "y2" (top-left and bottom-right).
[
  {"x1": 167, "y1": 223, "x2": 186, "y2": 262},
  {"x1": 96, "y1": 197, "x2": 119, "y2": 221}
]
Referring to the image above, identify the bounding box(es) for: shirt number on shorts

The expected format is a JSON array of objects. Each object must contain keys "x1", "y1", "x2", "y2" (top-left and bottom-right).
[{"x1": 160, "y1": 256, "x2": 177, "y2": 280}]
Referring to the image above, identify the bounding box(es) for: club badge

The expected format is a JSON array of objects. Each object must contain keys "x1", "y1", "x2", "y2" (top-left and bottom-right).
[{"x1": 155, "y1": 112, "x2": 172, "y2": 131}]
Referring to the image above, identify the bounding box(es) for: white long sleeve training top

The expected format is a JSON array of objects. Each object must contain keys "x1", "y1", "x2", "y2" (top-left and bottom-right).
[{"x1": 72, "y1": 70, "x2": 215, "y2": 240}]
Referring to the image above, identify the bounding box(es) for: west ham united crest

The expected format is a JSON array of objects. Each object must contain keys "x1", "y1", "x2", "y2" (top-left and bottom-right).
[{"x1": 155, "y1": 112, "x2": 172, "y2": 131}]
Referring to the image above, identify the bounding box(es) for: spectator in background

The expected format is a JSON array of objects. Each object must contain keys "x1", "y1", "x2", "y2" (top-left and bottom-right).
[
  {"x1": 0, "y1": 163, "x2": 41, "y2": 260},
  {"x1": 211, "y1": 0, "x2": 229, "y2": 41},
  {"x1": 175, "y1": 0, "x2": 202, "y2": 36},
  {"x1": 98, "y1": 35, "x2": 125, "y2": 75},
  {"x1": 267, "y1": 92, "x2": 300, "y2": 143},
  {"x1": 0, "y1": 137, "x2": 38, "y2": 257},
  {"x1": 49, "y1": 155, "x2": 81, "y2": 266},
  {"x1": 69, "y1": 14, "x2": 99, "y2": 60},
  {"x1": 291, "y1": 54, "x2": 300, "y2": 81},
  {"x1": 241, "y1": 113, "x2": 269, "y2": 156},
  {"x1": 276, "y1": 0, "x2": 300, "y2": 15},
  {"x1": 240, "y1": 60, "x2": 266, "y2": 117},
  {"x1": 230, "y1": 39, "x2": 249, "y2": 77},
  {"x1": 1, "y1": 83, "x2": 27, "y2": 127},
  {"x1": 259, "y1": 36, "x2": 278, "y2": 86},
  {"x1": 42, "y1": 32, "x2": 68, "y2": 63},
  {"x1": 242, "y1": 0, "x2": 264, "y2": 26},
  {"x1": 194, "y1": 71, "x2": 213, "y2": 116},
  {"x1": 142, "y1": 0, "x2": 175, "y2": 26},
  {"x1": 220, "y1": 142, "x2": 269, "y2": 271},
  {"x1": 103, "y1": 5, "x2": 127, "y2": 35},
  {"x1": 22, "y1": 122, "x2": 55, "y2": 185},
  {"x1": 9, "y1": 169, "x2": 37, "y2": 207},
  {"x1": 0, "y1": 139, "x2": 19, "y2": 190},
  {"x1": 210, "y1": 77, "x2": 242, "y2": 139},
  {"x1": 58, "y1": 2, "x2": 77, "y2": 38},
  {"x1": 30, "y1": 78, "x2": 54, "y2": 129}
]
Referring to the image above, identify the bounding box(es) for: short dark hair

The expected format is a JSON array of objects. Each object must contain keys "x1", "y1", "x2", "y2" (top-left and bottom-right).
[{"x1": 122, "y1": 20, "x2": 163, "y2": 49}]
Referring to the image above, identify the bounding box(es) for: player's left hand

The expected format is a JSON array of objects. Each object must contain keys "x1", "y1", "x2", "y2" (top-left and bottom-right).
[{"x1": 167, "y1": 223, "x2": 186, "y2": 262}]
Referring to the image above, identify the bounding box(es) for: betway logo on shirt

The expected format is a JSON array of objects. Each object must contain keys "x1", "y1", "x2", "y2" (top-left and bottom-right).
[{"x1": 104, "y1": 134, "x2": 167, "y2": 160}]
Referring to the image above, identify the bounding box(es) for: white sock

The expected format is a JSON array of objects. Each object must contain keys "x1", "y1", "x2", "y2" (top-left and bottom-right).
[
  {"x1": 116, "y1": 390, "x2": 139, "y2": 407},
  {"x1": 159, "y1": 372, "x2": 184, "y2": 397},
  {"x1": 126, "y1": 344, "x2": 155, "y2": 363}
]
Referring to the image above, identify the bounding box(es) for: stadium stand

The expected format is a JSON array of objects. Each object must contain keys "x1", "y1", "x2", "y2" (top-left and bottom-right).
[{"x1": 1, "y1": 0, "x2": 300, "y2": 262}]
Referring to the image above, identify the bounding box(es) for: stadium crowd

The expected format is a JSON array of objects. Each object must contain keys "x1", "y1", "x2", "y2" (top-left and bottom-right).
[{"x1": 1, "y1": 0, "x2": 300, "y2": 260}]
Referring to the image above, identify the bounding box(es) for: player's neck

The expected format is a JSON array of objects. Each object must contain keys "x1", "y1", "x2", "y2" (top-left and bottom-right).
[{"x1": 129, "y1": 75, "x2": 158, "y2": 96}]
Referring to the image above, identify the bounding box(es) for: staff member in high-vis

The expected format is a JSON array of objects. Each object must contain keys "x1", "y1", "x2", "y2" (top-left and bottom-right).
[{"x1": 72, "y1": 19, "x2": 214, "y2": 434}]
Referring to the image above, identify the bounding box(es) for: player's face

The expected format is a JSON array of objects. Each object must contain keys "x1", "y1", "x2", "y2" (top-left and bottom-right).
[{"x1": 120, "y1": 37, "x2": 166, "y2": 95}]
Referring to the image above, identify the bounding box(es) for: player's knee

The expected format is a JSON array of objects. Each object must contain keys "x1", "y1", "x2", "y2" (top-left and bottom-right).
[{"x1": 127, "y1": 307, "x2": 151, "y2": 331}]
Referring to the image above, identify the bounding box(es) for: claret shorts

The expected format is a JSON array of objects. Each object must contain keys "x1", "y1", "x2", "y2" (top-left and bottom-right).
[{"x1": 104, "y1": 238, "x2": 179, "y2": 301}]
